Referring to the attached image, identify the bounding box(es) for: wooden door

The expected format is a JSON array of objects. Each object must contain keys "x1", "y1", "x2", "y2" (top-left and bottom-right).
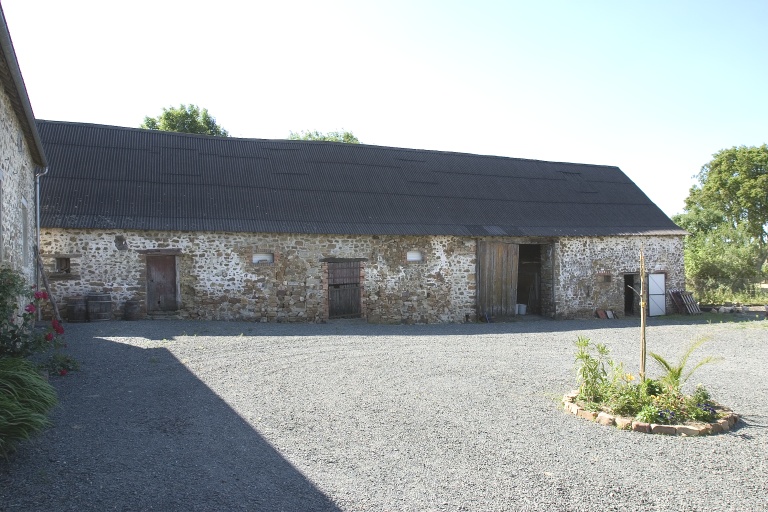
[
  {"x1": 328, "y1": 261, "x2": 361, "y2": 318},
  {"x1": 477, "y1": 241, "x2": 519, "y2": 318},
  {"x1": 146, "y1": 255, "x2": 178, "y2": 312}
]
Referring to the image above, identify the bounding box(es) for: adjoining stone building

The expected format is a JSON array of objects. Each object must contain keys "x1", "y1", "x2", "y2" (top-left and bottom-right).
[
  {"x1": 37, "y1": 120, "x2": 685, "y2": 322},
  {"x1": 0, "y1": 7, "x2": 47, "y2": 283}
]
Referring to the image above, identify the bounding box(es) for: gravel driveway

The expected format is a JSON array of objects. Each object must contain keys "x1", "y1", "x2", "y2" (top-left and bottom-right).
[{"x1": 1, "y1": 316, "x2": 767, "y2": 511}]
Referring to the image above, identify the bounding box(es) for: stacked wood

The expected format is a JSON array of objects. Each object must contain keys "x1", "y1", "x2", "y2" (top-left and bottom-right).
[{"x1": 668, "y1": 290, "x2": 702, "y2": 314}]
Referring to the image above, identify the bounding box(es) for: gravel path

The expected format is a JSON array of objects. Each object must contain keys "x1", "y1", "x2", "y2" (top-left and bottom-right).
[{"x1": 2, "y1": 316, "x2": 767, "y2": 511}]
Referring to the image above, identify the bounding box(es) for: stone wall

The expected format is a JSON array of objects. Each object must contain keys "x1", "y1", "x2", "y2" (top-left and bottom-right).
[
  {"x1": 0, "y1": 86, "x2": 37, "y2": 282},
  {"x1": 39, "y1": 229, "x2": 480, "y2": 323},
  {"x1": 39, "y1": 229, "x2": 685, "y2": 322},
  {"x1": 552, "y1": 235, "x2": 685, "y2": 319}
]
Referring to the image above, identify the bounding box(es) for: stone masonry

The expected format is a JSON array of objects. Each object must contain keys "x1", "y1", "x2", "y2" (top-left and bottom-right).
[
  {"x1": 552, "y1": 235, "x2": 685, "y2": 319},
  {"x1": 39, "y1": 229, "x2": 479, "y2": 323},
  {"x1": 0, "y1": 85, "x2": 37, "y2": 282},
  {"x1": 39, "y1": 228, "x2": 685, "y2": 323}
]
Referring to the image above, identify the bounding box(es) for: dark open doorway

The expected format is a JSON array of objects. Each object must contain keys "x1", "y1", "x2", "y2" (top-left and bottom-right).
[
  {"x1": 516, "y1": 244, "x2": 542, "y2": 315},
  {"x1": 624, "y1": 274, "x2": 638, "y2": 316}
]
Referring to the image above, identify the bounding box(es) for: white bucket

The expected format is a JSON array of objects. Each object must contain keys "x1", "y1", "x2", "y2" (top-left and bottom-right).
[{"x1": 517, "y1": 304, "x2": 527, "y2": 315}]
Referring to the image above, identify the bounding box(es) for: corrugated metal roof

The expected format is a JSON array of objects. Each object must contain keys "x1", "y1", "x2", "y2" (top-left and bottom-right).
[{"x1": 37, "y1": 120, "x2": 685, "y2": 237}]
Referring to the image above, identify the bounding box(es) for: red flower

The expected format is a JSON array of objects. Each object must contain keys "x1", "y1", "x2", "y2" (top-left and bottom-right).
[
  {"x1": 59, "y1": 369, "x2": 67, "y2": 376},
  {"x1": 52, "y1": 319, "x2": 65, "y2": 335},
  {"x1": 25, "y1": 303, "x2": 36, "y2": 313},
  {"x1": 34, "y1": 291, "x2": 49, "y2": 300},
  {"x1": 45, "y1": 332, "x2": 54, "y2": 342}
]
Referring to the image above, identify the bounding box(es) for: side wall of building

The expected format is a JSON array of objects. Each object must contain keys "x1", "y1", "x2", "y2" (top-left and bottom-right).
[
  {"x1": 552, "y1": 235, "x2": 685, "y2": 319},
  {"x1": 40, "y1": 229, "x2": 685, "y2": 322},
  {"x1": 39, "y1": 229, "x2": 480, "y2": 323},
  {"x1": 0, "y1": 86, "x2": 37, "y2": 281}
]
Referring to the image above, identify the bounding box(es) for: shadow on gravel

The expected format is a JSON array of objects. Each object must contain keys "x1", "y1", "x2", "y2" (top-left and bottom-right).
[
  {"x1": 0, "y1": 335, "x2": 340, "y2": 512},
  {"x1": 53, "y1": 317, "x2": 669, "y2": 342}
]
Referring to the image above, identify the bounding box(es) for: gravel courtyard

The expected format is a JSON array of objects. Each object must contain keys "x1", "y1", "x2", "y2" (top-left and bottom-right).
[{"x1": 2, "y1": 316, "x2": 767, "y2": 511}]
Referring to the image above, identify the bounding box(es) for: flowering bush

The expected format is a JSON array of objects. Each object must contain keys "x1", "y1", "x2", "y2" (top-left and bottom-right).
[{"x1": 0, "y1": 267, "x2": 65, "y2": 358}]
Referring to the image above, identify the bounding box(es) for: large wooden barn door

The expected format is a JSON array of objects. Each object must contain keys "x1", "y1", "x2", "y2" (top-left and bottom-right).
[
  {"x1": 477, "y1": 241, "x2": 519, "y2": 318},
  {"x1": 146, "y1": 255, "x2": 178, "y2": 312},
  {"x1": 328, "y1": 261, "x2": 361, "y2": 318}
]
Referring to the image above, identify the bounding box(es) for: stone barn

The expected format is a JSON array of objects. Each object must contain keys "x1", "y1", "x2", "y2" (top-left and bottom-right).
[
  {"x1": 0, "y1": 9, "x2": 47, "y2": 282},
  {"x1": 37, "y1": 120, "x2": 685, "y2": 323}
]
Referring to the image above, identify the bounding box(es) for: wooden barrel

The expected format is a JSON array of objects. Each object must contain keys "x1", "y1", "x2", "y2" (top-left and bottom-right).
[
  {"x1": 66, "y1": 296, "x2": 88, "y2": 323},
  {"x1": 123, "y1": 300, "x2": 142, "y2": 320},
  {"x1": 87, "y1": 293, "x2": 112, "y2": 322}
]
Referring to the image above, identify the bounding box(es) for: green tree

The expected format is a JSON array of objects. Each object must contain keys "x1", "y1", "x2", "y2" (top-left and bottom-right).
[
  {"x1": 673, "y1": 145, "x2": 768, "y2": 299},
  {"x1": 141, "y1": 104, "x2": 229, "y2": 137},
  {"x1": 288, "y1": 130, "x2": 360, "y2": 144}
]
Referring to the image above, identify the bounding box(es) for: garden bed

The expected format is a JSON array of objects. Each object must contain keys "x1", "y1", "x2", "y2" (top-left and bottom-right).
[{"x1": 562, "y1": 390, "x2": 740, "y2": 436}]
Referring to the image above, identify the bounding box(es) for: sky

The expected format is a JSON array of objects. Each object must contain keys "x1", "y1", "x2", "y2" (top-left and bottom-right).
[{"x1": 2, "y1": 0, "x2": 766, "y2": 218}]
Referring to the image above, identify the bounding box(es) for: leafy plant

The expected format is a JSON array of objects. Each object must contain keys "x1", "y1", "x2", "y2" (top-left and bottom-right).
[
  {"x1": 574, "y1": 336, "x2": 610, "y2": 404},
  {"x1": 571, "y1": 337, "x2": 726, "y2": 426},
  {"x1": 635, "y1": 404, "x2": 660, "y2": 423},
  {"x1": 685, "y1": 385, "x2": 718, "y2": 422},
  {"x1": 40, "y1": 353, "x2": 80, "y2": 376},
  {"x1": 0, "y1": 357, "x2": 57, "y2": 457},
  {"x1": 649, "y1": 337, "x2": 722, "y2": 391},
  {"x1": 0, "y1": 267, "x2": 66, "y2": 358}
]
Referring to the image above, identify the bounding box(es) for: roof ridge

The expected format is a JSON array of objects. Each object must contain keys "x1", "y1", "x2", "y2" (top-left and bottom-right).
[{"x1": 36, "y1": 119, "x2": 617, "y2": 169}]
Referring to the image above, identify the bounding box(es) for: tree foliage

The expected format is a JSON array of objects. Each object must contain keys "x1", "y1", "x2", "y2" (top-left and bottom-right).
[
  {"x1": 673, "y1": 145, "x2": 768, "y2": 300},
  {"x1": 141, "y1": 104, "x2": 229, "y2": 137},
  {"x1": 288, "y1": 130, "x2": 360, "y2": 144}
]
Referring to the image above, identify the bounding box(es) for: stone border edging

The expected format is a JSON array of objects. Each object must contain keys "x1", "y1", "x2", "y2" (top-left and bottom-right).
[{"x1": 562, "y1": 390, "x2": 740, "y2": 436}]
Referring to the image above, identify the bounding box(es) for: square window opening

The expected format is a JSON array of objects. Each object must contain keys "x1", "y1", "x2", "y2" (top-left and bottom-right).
[
  {"x1": 252, "y1": 253, "x2": 275, "y2": 265},
  {"x1": 406, "y1": 250, "x2": 423, "y2": 262},
  {"x1": 55, "y1": 257, "x2": 71, "y2": 273}
]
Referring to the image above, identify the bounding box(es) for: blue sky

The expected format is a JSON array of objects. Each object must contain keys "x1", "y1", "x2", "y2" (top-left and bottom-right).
[{"x1": 3, "y1": 0, "x2": 766, "y2": 217}]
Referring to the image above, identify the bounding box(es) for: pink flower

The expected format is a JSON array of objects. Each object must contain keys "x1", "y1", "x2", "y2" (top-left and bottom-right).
[
  {"x1": 25, "y1": 303, "x2": 36, "y2": 313},
  {"x1": 34, "y1": 291, "x2": 49, "y2": 300},
  {"x1": 45, "y1": 332, "x2": 54, "y2": 342}
]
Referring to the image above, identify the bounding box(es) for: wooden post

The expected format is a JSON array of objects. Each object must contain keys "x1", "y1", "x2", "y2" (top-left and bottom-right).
[
  {"x1": 34, "y1": 246, "x2": 62, "y2": 323},
  {"x1": 639, "y1": 249, "x2": 647, "y2": 381}
]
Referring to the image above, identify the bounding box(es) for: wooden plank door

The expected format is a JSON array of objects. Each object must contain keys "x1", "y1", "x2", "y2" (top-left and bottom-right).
[
  {"x1": 648, "y1": 273, "x2": 666, "y2": 316},
  {"x1": 146, "y1": 255, "x2": 178, "y2": 312},
  {"x1": 328, "y1": 261, "x2": 361, "y2": 318},
  {"x1": 477, "y1": 241, "x2": 519, "y2": 318}
]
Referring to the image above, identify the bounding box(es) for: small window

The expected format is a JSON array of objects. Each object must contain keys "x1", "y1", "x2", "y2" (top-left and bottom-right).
[
  {"x1": 55, "y1": 258, "x2": 71, "y2": 273},
  {"x1": 406, "y1": 250, "x2": 423, "y2": 262},
  {"x1": 252, "y1": 253, "x2": 274, "y2": 265},
  {"x1": 596, "y1": 272, "x2": 611, "y2": 283}
]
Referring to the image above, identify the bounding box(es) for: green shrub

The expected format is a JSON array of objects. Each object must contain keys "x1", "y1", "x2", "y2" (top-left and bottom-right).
[
  {"x1": 0, "y1": 357, "x2": 57, "y2": 458},
  {"x1": 573, "y1": 338, "x2": 724, "y2": 426}
]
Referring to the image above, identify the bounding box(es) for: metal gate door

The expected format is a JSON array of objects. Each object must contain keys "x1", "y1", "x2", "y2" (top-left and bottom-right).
[
  {"x1": 328, "y1": 261, "x2": 361, "y2": 318},
  {"x1": 648, "y1": 273, "x2": 666, "y2": 316},
  {"x1": 477, "y1": 241, "x2": 519, "y2": 318},
  {"x1": 146, "y1": 255, "x2": 178, "y2": 312}
]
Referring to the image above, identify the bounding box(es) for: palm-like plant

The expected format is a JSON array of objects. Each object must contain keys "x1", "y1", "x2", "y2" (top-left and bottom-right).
[{"x1": 649, "y1": 337, "x2": 722, "y2": 391}]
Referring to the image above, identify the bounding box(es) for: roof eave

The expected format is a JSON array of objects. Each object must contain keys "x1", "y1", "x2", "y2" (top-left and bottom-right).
[{"x1": 0, "y1": 6, "x2": 47, "y2": 168}]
